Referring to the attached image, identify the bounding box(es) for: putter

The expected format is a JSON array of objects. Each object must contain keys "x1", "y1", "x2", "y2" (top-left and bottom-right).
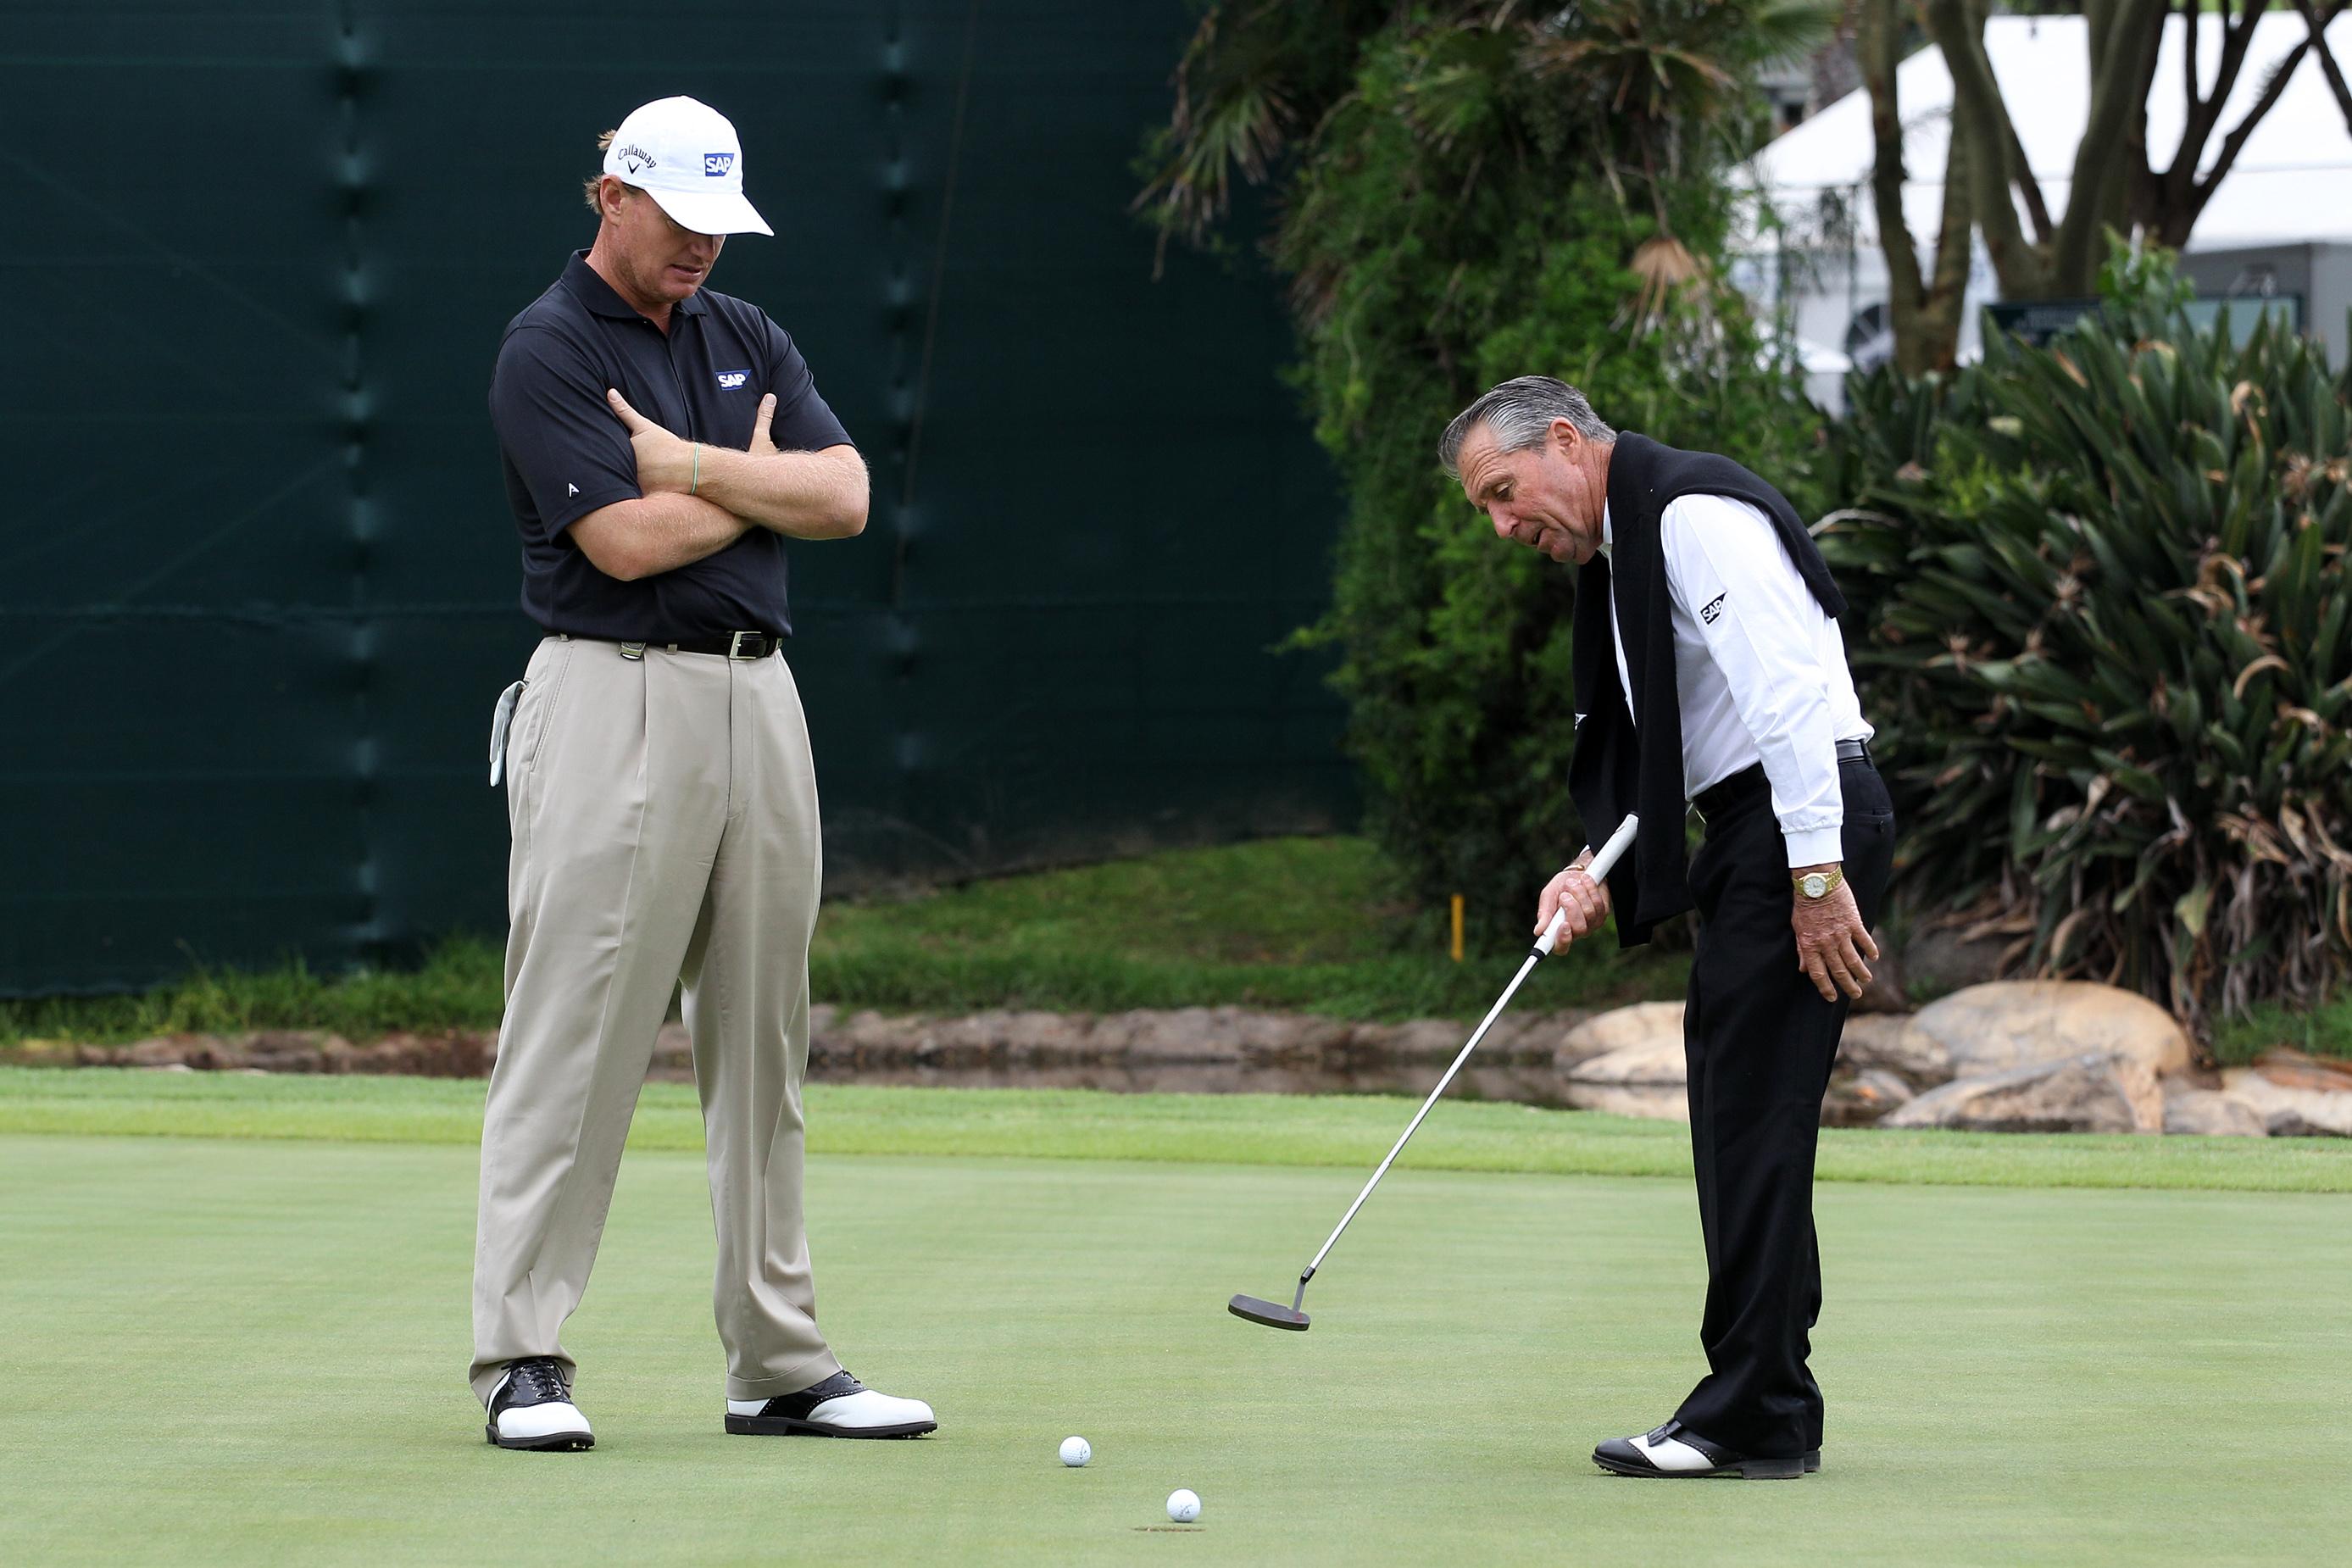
[{"x1": 1229, "y1": 814, "x2": 1641, "y2": 1331}]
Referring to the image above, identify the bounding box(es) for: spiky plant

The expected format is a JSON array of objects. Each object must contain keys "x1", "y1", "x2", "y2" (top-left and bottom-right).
[{"x1": 1821, "y1": 249, "x2": 2352, "y2": 1033}]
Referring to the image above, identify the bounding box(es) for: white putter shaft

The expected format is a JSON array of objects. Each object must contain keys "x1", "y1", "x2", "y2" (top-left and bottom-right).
[{"x1": 1298, "y1": 813, "x2": 1640, "y2": 1284}]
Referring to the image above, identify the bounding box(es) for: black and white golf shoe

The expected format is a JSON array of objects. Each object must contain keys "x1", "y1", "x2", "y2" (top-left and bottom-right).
[
  {"x1": 724, "y1": 1371, "x2": 937, "y2": 1438},
  {"x1": 484, "y1": 1357, "x2": 594, "y2": 1452},
  {"x1": 1592, "y1": 1420, "x2": 1815, "y2": 1480}
]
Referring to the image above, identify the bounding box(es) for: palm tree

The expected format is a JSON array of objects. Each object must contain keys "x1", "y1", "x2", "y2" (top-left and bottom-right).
[{"x1": 1140, "y1": 0, "x2": 1838, "y2": 309}]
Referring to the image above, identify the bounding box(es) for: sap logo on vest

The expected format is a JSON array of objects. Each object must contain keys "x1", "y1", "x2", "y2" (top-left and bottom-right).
[
  {"x1": 704, "y1": 153, "x2": 735, "y2": 176},
  {"x1": 715, "y1": 370, "x2": 750, "y2": 390}
]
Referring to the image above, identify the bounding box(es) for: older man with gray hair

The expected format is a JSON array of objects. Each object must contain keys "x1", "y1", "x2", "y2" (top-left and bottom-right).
[{"x1": 1442, "y1": 375, "x2": 1895, "y2": 1480}]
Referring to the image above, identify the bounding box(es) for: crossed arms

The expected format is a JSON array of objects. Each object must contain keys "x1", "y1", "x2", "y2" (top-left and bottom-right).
[{"x1": 567, "y1": 389, "x2": 867, "y2": 581}]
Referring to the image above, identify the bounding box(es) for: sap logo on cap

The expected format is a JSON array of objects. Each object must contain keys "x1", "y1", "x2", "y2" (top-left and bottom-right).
[
  {"x1": 704, "y1": 153, "x2": 735, "y2": 176},
  {"x1": 615, "y1": 142, "x2": 657, "y2": 175},
  {"x1": 715, "y1": 370, "x2": 749, "y2": 390}
]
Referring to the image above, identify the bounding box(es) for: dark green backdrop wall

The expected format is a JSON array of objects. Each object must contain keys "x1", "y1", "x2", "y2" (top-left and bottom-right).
[{"x1": 0, "y1": 1, "x2": 1351, "y2": 995}]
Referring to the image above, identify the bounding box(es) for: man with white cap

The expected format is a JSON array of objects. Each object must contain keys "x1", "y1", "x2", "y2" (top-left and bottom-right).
[{"x1": 471, "y1": 95, "x2": 934, "y2": 1451}]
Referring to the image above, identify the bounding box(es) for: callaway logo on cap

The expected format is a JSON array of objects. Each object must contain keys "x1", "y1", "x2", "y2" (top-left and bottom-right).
[{"x1": 602, "y1": 96, "x2": 772, "y2": 237}]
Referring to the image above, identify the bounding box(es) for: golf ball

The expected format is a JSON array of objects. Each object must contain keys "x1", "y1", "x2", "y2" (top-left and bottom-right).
[
  {"x1": 1059, "y1": 1435, "x2": 1091, "y2": 1467},
  {"x1": 1166, "y1": 1488, "x2": 1201, "y2": 1524}
]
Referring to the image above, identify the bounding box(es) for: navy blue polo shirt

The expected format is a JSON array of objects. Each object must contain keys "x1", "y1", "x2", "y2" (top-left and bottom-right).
[{"x1": 488, "y1": 250, "x2": 853, "y2": 641}]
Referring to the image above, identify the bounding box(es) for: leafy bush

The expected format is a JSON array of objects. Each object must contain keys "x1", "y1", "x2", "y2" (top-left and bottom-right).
[
  {"x1": 1141, "y1": 5, "x2": 1829, "y2": 944},
  {"x1": 1821, "y1": 249, "x2": 2352, "y2": 1031}
]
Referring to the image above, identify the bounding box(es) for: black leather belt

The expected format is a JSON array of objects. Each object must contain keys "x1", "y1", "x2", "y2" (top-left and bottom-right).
[
  {"x1": 555, "y1": 631, "x2": 782, "y2": 659},
  {"x1": 1693, "y1": 739, "x2": 1872, "y2": 819}
]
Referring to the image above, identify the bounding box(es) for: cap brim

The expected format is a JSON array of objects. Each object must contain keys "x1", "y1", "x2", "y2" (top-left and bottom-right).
[{"x1": 640, "y1": 185, "x2": 773, "y2": 237}]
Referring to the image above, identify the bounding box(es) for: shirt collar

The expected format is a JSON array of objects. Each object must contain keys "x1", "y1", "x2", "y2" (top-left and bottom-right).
[
  {"x1": 1598, "y1": 502, "x2": 1613, "y2": 557},
  {"x1": 560, "y1": 248, "x2": 708, "y2": 320}
]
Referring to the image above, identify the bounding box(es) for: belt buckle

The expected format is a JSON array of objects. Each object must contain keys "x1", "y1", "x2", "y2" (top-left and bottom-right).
[{"x1": 727, "y1": 631, "x2": 760, "y2": 660}]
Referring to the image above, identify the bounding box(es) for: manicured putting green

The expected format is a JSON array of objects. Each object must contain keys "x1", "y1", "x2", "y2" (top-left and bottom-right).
[
  {"x1": 3, "y1": 1129, "x2": 2345, "y2": 1566},
  {"x1": 4, "y1": 1068, "x2": 2348, "y2": 1191}
]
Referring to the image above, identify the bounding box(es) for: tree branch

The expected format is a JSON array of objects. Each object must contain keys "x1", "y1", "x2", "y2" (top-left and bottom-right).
[
  {"x1": 1860, "y1": 0, "x2": 1929, "y2": 331},
  {"x1": 1921, "y1": 115, "x2": 1976, "y2": 371},
  {"x1": 2054, "y1": 0, "x2": 2165, "y2": 291},
  {"x1": 1927, "y1": 0, "x2": 2049, "y2": 294},
  {"x1": 2165, "y1": 32, "x2": 2316, "y2": 243},
  {"x1": 2296, "y1": 1, "x2": 2352, "y2": 132},
  {"x1": 2170, "y1": 0, "x2": 2272, "y2": 196}
]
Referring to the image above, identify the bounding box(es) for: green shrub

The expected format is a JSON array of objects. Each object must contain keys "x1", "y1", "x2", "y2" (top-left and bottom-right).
[
  {"x1": 1266, "y1": 26, "x2": 1821, "y2": 944},
  {"x1": 1821, "y1": 248, "x2": 2352, "y2": 1032}
]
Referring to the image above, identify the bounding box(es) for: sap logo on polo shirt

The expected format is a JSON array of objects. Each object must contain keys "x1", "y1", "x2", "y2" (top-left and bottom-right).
[
  {"x1": 1700, "y1": 592, "x2": 1727, "y2": 626},
  {"x1": 715, "y1": 370, "x2": 749, "y2": 390},
  {"x1": 704, "y1": 153, "x2": 735, "y2": 176}
]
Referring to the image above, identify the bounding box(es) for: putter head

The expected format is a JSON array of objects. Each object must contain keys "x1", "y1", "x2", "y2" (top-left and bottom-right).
[{"x1": 1228, "y1": 1293, "x2": 1310, "y2": 1331}]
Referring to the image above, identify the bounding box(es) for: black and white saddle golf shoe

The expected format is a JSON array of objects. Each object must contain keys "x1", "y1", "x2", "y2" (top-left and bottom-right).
[
  {"x1": 484, "y1": 1357, "x2": 593, "y2": 1452},
  {"x1": 1592, "y1": 1420, "x2": 1816, "y2": 1480},
  {"x1": 724, "y1": 1371, "x2": 937, "y2": 1438}
]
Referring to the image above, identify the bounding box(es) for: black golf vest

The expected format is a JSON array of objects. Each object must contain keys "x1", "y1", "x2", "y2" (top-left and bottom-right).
[{"x1": 1567, "y1": 433, "x2": 1845, "y2": 946}]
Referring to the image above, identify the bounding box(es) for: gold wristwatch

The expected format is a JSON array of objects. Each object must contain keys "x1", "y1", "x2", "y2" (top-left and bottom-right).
[{"x1": 1793, "y1": 867, "x2": 1845, "y2": 901}]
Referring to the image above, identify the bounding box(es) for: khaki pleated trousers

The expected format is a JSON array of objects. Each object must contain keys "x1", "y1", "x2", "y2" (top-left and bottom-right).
[{"x1": 469, "y1": 634, "x2": 842, "y2": 1405}]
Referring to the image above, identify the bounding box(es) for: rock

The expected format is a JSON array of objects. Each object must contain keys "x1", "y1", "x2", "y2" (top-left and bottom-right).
[
  {"x1": 1556, "y1": 1002, "x2": 1683, "y2": 1070},
  {"x1": 1901, "y1": 925, "x2": 2010, "y2": 997},
  {"x1": 1905, "y1": 981, "x2": 2191, "y2": 1081},
  {"x1": 1823, "y1": 1068, "x2": 1916, "y2": 1126},
  {"x1": 2220, "y1": 1068, "x2": 2352, "y2": 1137},
  {"x1": 123, "y1": 1034, "x2": 235, "y2": 1068},
  {"x1": 1227, "y1": 1012, "x2": 1354, "y2": 1064},
  {"x1": 650, "y1": 1022, "x2": 694, "y2": 1077},
  {"x1": 1881, "y1": 1050, "x2": 2163, "y2": 1134},
  {"x1": 1462, "y1": 1011, "x2": 1584, "y2": 1064},
  {"x1": 1566, "y1": 1035, "x2": 1686, "y2": 1087},
  {"x1": 1114, "y1": 1009, "x2": 1241, "y2": 1065},
  {"x1": 1373, "y1": 1017, "x2": 1486, "y2": 1069},
  {"x1": 1562, "y1": 1028, "x2": 1687, "y2": 1122},
  {"x1": 1563, "y1": 1082, "x2": 1688, "y2": 1122},
  {"x1": 243, "y1": 1031, "x2": 332, "y2": 1071},
  {"x1": 2160, "y1": 1085, "x2": 2270, "y2": 1137},
  {"x1": 1835, "y1": 1014, "x2": 1943, "y2": 1084},
  {"x1": 2245, "y1": 1048, "x2": 2352, "y2": 1095},
  {"x1": 1853, "y1": 928, "x2": 1908, "y2": 1014}
]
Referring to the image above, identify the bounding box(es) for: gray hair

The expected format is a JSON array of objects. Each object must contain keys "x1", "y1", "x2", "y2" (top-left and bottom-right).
[{"x1": 1437, "y1": 375, "x2": 1615, "y2": 479}]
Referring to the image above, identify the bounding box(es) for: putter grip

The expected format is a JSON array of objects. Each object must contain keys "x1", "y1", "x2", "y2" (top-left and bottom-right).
[{"x1": 1536, "y1": 814, "x2": 1639, "y2": 956}]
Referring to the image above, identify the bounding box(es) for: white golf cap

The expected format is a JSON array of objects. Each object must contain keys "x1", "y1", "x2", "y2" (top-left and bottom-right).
[{"x1": 601, "y1": 96, "x2": 773, "y2": 237}]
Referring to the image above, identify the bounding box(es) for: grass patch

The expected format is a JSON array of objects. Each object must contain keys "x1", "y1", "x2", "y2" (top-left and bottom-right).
[
  {"x1": 0, "y1": 837, "x2": 1685, "y2": 1047},
  {"x1": 2213, "y1": 991, "x2": 2352, "y2": 1066},
  {"x1": 3, "y1": 1068, "x2": 2344, "y2": 1193},
  {"x1": 0, "y1": 938, "x2": 509, "y2": 1047},
  {"x1": 2, "y1": 1134, "x2": 2346, "y2": 1566}
]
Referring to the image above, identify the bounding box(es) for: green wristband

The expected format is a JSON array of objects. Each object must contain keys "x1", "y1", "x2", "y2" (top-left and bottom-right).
[{"x1": 690, "y1": 442, "x2": 700, "y2": 495}]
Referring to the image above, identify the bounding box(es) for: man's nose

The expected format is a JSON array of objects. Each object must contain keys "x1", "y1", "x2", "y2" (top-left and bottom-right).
[{"x1": 1490, "y1": 509, "x2": 1515, "y2": 542}]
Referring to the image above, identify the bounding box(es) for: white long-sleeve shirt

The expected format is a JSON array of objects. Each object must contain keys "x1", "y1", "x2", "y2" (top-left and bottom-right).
[{"x1": 1598, "y1": 496, "x2": 1871, "y2": 867}]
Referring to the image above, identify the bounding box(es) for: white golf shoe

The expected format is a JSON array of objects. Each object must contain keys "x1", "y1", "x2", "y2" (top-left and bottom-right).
[
  {"x1": 485, "y1": 1358, "x2": 594, "y2": 1452},
  {"x1": 725, "y1": 1371, "x2": 937, "y2": 1438},
  {"x1": 1592, "y1": 1419, "x2": 1809, "y2": 1480}
]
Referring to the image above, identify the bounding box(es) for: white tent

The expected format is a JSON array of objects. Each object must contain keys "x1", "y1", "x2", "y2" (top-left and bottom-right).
[{"x1": 1734, "y1": 13, "x2": 2352, "y2": 400}]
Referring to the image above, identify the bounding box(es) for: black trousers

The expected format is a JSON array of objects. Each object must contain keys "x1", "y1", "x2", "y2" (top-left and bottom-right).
[{"x1": 1670, "y1": 756, "x2": 1895, "y2": 1459}]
